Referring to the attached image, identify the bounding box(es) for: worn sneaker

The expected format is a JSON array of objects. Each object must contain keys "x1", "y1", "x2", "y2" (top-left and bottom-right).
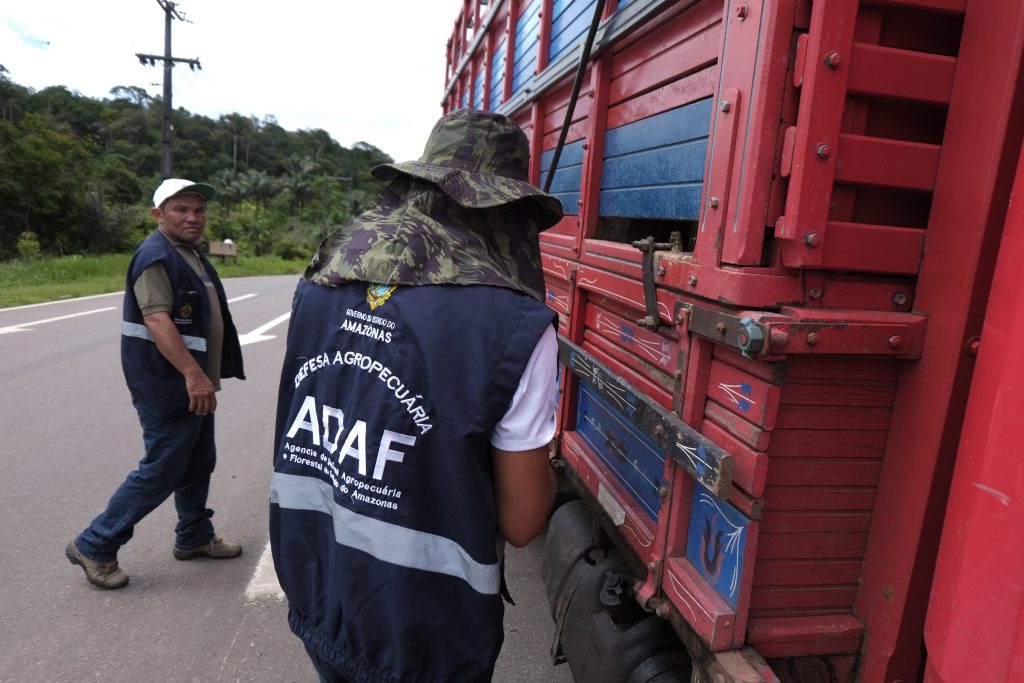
[
  {"x1": 173, "y1": 536, "x2": 242, "y2": 560},
  {"x1": 65, "y1": 541, "x2": 129, "y2": 589}
]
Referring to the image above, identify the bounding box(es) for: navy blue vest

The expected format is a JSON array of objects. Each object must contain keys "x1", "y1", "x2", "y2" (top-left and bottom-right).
[
  {"x1": 271, "y1": 279, "x2": 555, "y2": 683},
  {"x1": 120, "y1": 230, "x2": 244, "y2": 417}
]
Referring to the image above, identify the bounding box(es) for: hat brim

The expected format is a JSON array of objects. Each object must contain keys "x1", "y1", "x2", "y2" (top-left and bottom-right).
[
  {"x1": 169, "y1": 182, "x2": 216, "y2": 202},
  {"x1": 372, "y1": 162, "x2": 563, "y2": 229}
]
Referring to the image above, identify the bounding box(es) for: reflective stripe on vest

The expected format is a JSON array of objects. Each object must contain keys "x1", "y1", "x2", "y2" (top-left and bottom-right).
[
  {"x1": 271, "y1": 471, "x2": 500, "y2": 595},
  {"x1": 122, "y1": 320, "x2": 207, "y2": 352}
]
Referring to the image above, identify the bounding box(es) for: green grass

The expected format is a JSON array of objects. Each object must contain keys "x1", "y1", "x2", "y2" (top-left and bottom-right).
[{"x1": 0, "y1": 253, "x2": 308, "y2": 308}]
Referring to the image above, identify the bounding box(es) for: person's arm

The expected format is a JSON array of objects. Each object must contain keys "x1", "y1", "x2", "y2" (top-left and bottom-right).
[
  {"x1": 492, "y1": 444, "x2": 557, "y2": 547},
  {"x1": 142, "y1": 311, "x2": 217, "y2": 415},
  {"x1": 490, "y1": 324, "x2": 560, "y2": 547}
]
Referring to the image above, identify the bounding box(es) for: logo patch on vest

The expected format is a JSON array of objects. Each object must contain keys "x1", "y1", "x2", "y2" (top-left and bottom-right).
[
  {"x1": 367, "y1": 283, "x2": 397, "y2": 310},
  {"x1": 172, "y1": 290, "x2": 199, "y2": 328}
]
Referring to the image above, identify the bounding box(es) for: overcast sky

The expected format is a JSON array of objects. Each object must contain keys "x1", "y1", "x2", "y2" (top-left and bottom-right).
[{"x1": 1, "y1": 0, "x2": 463, "y2": 163}]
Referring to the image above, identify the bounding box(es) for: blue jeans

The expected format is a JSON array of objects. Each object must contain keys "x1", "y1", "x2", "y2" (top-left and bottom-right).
[{"x1": 75, "y1": 393, "x2": 217, "y2": 562}]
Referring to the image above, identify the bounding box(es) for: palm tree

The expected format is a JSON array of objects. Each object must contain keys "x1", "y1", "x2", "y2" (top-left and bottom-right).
[
  {"x1": 282, "y1": 155, "x2": 318, "y2": 212},
  {"x1": 239, "y1": 169, "x2": 279, "y2": 213},
  {"x1": 210, "y1": 169, "x2": 245, "y2": 215}
]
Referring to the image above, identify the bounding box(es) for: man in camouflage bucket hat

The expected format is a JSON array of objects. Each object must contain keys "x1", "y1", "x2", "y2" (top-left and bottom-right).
[
  {"x1": 305, "y1": 108, "x2": 562, "y2": 301},
  {"x1": 271, "y1": 109, "x2": 563, "y2": 683}
]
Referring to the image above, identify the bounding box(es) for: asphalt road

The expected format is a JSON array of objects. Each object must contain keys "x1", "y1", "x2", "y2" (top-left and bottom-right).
[{"x1": 0, "y1": 274, "x2": 573, "y2": 683}]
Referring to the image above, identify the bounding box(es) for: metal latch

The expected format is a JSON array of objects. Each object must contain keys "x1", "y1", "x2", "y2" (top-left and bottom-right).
[{"x1": 631, "y1": 232, "x2": 682, "y2": 330}]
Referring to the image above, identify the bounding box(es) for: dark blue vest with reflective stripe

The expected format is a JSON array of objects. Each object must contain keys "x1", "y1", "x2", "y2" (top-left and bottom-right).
[
  {"x1": 120, "y1": 230, "x2": 244, "y2": 417},
  {"x1": 271, "y1": 279, "x2": 555, "y2": 683}
]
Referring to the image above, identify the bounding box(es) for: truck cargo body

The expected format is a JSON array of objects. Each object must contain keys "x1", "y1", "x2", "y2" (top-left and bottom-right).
[{"x1": 441, "y1": 1, "x2": 1024, "y2": 681}]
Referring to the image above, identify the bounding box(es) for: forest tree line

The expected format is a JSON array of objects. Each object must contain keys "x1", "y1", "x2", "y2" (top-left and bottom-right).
[{"x1": 0, "y1": 65, "x2": 394, "y2": 262}]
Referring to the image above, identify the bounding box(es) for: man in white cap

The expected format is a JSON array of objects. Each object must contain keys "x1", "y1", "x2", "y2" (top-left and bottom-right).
[{"x1": 66, "y1": 178, "x2": 246, "y2": 589}]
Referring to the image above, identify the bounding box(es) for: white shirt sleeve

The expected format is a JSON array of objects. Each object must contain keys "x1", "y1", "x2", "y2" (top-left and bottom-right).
[{"x1": 490, "y1": 324, "x2": 559, "y2": 451}]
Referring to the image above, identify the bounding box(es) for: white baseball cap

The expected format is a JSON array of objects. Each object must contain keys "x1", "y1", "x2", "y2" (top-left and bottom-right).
[{"x1": 153, "y1": 178, "x2": 216, "y2": 208}]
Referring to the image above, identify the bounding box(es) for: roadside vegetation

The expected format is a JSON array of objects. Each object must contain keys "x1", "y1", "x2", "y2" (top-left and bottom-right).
[
  {"x1": 0, "y1": 253, "x2": 308, "y2": 308},
  {"x1": 0, "y1": 65, "x2": 389, "y2": 276}
]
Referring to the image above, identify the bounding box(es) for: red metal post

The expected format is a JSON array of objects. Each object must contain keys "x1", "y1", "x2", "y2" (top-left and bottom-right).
[
  {"x1": 538, "y1": 0, "x2": 554, "y2": 74},
  {"x1": 503, "y1": 0, "x2": 520, "y2": 105},
  {"x1": 579, "y1": 56, "x2": 610, "y2": 243},
  {"x1": 922, "y1": 143, "x2": 1024, "y2": 683},
  {"x1": 853, "y1": 3, "x2": 1024, "y2": 681}
]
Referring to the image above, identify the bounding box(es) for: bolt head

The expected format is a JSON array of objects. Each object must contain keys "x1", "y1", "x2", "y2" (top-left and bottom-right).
[
  {"x1": 769, "y1": 330, "x2": 789, "y2": 348},
  {"x1": 708, "y1": 196, "x2": 720, "y2": 208},
  {"x1": 715, "y1": 322, "x2": 728, "y2": 335},
  {"x1": 824, "y1": 51, "x2": 842, "y2": 69},
  {"x1": 888, "y1": 335, "x2": 904, "y2": 348},
  {"x1": 804, "y1": 232, "x2": 821, "y2": 247},
  {"x1": 719, "y1": 100, "x2": 731, "y2": 112},
  {"x1": 808, "y1": 287, "x2": 822, "y2": 300},
  {"x1": 688, "y1": 275, "x2": 698, "y2": 287},
  {"x1": 892, "y1": 292, "x2": 908, "y2": 306},
  {"x1": 806, "y1": 331, "x2": 820, "y2": 346}
]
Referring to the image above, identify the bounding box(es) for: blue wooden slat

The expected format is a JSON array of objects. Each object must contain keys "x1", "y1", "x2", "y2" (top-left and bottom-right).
[
  {"x1": 512, "y1": 51, "x2": 538, "y2": 93},
  {"x1": 551, "y1": 191, "x2": 582, "y2": 215},
  {"x1": 550, "y1": 0, "x2": 597, "y2": 63},
  {"x1": 601, "y1": 140, "x2": 708, "y2": 188},
  {"x1": 599, "y1": 185, "x2": 704, "y2": 220},
  {"x1": 489, "y1": 41, "x2": 506, "y2": 108},
  {"x1": 516, "y1": 15, "x2": 541, "y2": 50},
  {"x1": 551, "y1": 0, "x2": 594, "y2": 42},
  {"x1": 461, "y1": 89, "x2": 468, "y2": 109},
  {"x1": 577, "y1": 381, "x2": 665, "y2": 522},
  {"x1": 552, "y1": 0, "x2": 573, "y2": 16},
  {"x1": 513, "y1": 0, "x2": 542, "y2": 95},
  {"x1": 515, "y1": 0, "x2": 543, "y2": 47},
  {"x1": 541, "y1": 140, "x2": 585, "y2": 215},
  {"x1": 604, "y1": 98, "x2": 713, "y2": 157},
  {"x1": 473, "y1": 72, "x2": 484, "y2": 109},
  {"x1": 545, "y1": 168, "x2": 582, "y2": 195},
  {"x1": 542, "y1": 139, "x2": 586, "y2": 169},
  {"x1": 598, "y1": 98, "x2": 712, "y2": 220}
]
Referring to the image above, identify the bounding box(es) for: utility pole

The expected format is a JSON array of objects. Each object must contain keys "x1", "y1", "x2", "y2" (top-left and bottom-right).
[{"x1": 136, "y1": 0, "x2": 201, "y2": 179}]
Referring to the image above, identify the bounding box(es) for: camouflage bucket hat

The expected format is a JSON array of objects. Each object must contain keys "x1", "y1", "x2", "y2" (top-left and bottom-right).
[
  {"x1": 306, "y1": 177, "x2": 549, "y2": 302},
  {"x1": 372, "y1": 109, "x2": 564, "y2": 230}
]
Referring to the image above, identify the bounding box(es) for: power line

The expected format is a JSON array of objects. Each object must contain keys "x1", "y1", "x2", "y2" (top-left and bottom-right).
[{"x1": 135, "y1": 0, "x2": 201, "y2": 179}]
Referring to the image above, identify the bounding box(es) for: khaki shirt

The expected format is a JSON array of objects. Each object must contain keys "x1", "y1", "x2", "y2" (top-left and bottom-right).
[{"x1": 134, "y1": 242, "x2": 225, "y2": 390}]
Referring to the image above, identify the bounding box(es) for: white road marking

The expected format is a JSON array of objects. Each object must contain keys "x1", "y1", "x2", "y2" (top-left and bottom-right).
[
  {"x1": 0, "y1": 290, "x2": 121, "y2": 312},
  {"x1": 0, "y1": 293, "x2": 273, "y2": 340},
  {"x1": 245, "y1": 542, "x2": 285, "y2": 602},
  {"x1": 2, "y1": 288, "x2": 254, "y2": 315},
  {"x1": 239, "y1": 312, "x2": 291, "y2": 346},
  {"x1": 0, "y1": 306, "x2": 117, "y2": 335}
]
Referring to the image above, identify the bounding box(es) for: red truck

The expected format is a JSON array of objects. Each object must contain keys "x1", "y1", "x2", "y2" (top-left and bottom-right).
[{"x1": 442, "y1": 1, "x2": 1024, "y2": 681}]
